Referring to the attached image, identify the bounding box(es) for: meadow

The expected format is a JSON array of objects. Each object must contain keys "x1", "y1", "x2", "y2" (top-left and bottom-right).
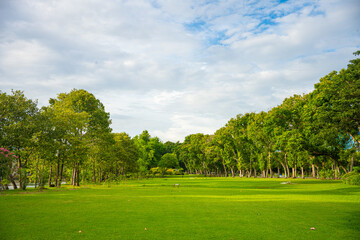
[{"x1": 0, "y1": 177, "x2": 359, "y2": 240}]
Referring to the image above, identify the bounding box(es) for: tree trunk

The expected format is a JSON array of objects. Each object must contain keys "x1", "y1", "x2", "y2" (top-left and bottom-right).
[
  {"x1": 71, "y1": 162, "x2": 77, "y2": 186},
  {"x1": 277, "y1": 164, "x2": 280, "y2": 178},
  {"x1": 92, "y1": 160, "x2": 96, "y2": 183},
  {"x1": 76, "y1": 166, "x2": 80, "y2": 186},
  {"x1": 202, "y1": 162, "x2": 206, "y2": 177},
  {"x1": 268, "y1": 151, "x2": 273, "y2": 178},
  {"x1": 223, "y1": 161, "x2": 227, "y2": 177},
  {"x1": 312, "y1": 164, "x2": 316, "y2": 178},
  {"x1": 34, "y1": 155, "x2": 39, "y2": 188},
  {"x1": 286, "y1": 165, "x2": 290, "y2": 179},
  {"x1": 284, "y1": 153, "x2": 290, "y2": 179},
  {"x1": 301, "y1": 166, "x2": 304, "y2": 179},
  {"x1": 71, "y1": 167, "x2": 74, "y2": 186},
  {"x1": 339, "y1": 164, "x2": 347, "y2": 174},
  {"x1": 249, "y1": 156, "x2": 252, "y2": 177},
  {"x1": 316, "y1": 165, "x2": 319, "y2": 179},
  {"x1": 56, "y1": 159, "x2": 60, "y2": 187},
  {"x1": 58, "y1": 164, "x2": 64, "y2": 187},
  {"x1": 230, "y1": 167, "x2": 235, "y2": 178},
  {"x1": 18, "y1": 155, "x2": 23, "y2": 189},
  {"x1": 254, "y1": 168, "x2": 257, "y2": 178},
  {"x1": 48, "y1": 166, "x2": 52, "y2": 187},
  {"x1": 9, "y1": 175, "x2": 17, "y2": 189},
  {"x1": 280, "y1": 161, "x2": 287, "y2": 178}
]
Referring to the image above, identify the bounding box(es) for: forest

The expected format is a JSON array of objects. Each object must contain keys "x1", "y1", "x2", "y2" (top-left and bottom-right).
[{"x1": 0, "y1": 52, "x2": 359, "y2": 190}]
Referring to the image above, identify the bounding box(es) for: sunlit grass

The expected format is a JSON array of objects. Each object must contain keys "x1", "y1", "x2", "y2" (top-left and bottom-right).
[{"x1": 1, "y1": 177, "x2": 359, "y2": 240}]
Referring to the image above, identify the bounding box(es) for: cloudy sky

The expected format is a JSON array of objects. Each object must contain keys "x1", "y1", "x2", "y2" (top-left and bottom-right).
[{"x1": 1, "y1": 0, "x2": 359, "y2": 142}]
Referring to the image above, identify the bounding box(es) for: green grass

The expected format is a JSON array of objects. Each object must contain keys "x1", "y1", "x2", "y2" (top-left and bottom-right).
[{"x1": 1, "y1": 177, "x2": 359, "y2": 240}]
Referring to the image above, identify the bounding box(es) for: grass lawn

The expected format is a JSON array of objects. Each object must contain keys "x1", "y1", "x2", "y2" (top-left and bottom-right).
[{"x1": 0, "y1": 177, "x2": 359, "y2": 240}]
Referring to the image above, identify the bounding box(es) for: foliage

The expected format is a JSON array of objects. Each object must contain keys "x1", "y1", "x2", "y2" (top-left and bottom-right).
[
  {"x1": 0, "y1": 90, "x2": 39, "y2": 188},
  {"x1": 158, "y1": 153, "x2": 178, "y2": 169},
  {"x1": 134, "y1": 130, "x2": 166, "y2": 173},
  {"x1": 0, "y1": 53, "x2": 359, "y2": 189},
  {"x1": 0, "y1": 147, "x2": 18, "y2": 189},
  {"x1": 343, "y1": 170, "x2": 360, "y2": 185}
]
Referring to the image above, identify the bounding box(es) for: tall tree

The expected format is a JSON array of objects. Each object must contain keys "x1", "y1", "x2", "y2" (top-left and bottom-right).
[
  {"x1": 0, "y1": 90, "x2": 39, "y2": 189},
  {"x1": 113, "y1": 132, "x2": 139, "y2": 177},
  {"x1": 48, "y1": 89, "x2": 112, "y2": 186},
  {"x1": 311, "y1": 51, "x2": 360, "y2": 172}
]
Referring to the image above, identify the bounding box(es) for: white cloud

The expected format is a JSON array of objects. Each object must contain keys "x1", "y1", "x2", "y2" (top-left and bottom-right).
[{"x1": 0, "y1": 0, "x2": 359, "y2": 142}]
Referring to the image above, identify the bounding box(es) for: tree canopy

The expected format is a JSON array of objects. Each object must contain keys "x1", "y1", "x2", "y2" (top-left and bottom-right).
[{"x1": 0, "y1": 53, "x2": 359, "y2": 189}]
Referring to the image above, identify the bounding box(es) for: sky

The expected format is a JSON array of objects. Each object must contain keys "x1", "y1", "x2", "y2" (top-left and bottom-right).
[{"x1": 1, "y1": 0, "x2": 359, "y2": 142}]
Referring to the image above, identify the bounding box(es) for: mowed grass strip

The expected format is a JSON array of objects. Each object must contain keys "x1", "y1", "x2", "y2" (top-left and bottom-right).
[{"x1": 0, "y1": 177, "x2": 359, "y2": 240}]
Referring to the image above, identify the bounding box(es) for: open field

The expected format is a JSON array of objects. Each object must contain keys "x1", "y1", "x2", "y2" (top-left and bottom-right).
[{"x1": 1, "y1": 177, "x2": 359, "y2": 240}]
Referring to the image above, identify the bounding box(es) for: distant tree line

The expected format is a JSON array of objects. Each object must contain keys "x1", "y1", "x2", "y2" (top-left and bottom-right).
[{"x1": 0, "y1": 52, "x2": 359, "y2": 190}]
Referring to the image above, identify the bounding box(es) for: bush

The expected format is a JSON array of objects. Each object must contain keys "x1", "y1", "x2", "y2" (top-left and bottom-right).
[
  {"x1": 320, "y1": 169, "x2": 335, "y2": 179},
  {"x1": 347, "y1": 174, "x2": 360, "y2": 185},
  {"x1": 175, "y1": 168, "x2": 184, "y2": 175},
  {"x1": 150, "y1": 167, "x2": 161, "y2": 174},
  {"x1": 342, "y1": 171, "x2": 360, "y2": 185},
  {"x1": 166, "y1": 169, "x2": 175, "y2": 175}
]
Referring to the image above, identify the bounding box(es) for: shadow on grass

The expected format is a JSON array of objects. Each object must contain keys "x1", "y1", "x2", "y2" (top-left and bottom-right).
[{"x1": 337, "y1": 210, "x2": 360, "y2": 237}]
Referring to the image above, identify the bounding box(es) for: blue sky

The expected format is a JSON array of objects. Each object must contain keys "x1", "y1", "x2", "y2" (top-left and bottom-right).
[{"x1": 0, "y1": 0, "x2": 359, "y2": 142}]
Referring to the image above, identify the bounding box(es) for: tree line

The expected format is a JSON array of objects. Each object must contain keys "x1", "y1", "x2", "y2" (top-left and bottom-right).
[{"x1": 0, "y1": 52, "x2": 359, "y2": 190}]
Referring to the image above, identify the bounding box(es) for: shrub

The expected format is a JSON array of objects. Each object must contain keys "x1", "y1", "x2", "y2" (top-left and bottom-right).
[
  {"x1": 150, "y1": 167, "x2": 161, "y2": 174},
  {"x1": 166, "y1": 169, "x2": 175, "y2": 175},
  {"x1": 320, "y1": 169, "x2": 335, "y2": 179},
  {"x1": 347, "y1": 174, "x2": 360, "y2": 185},
  {"x1": 175, "y1": 168, "x2": 184, "y2": 175},
  {"x1": 342, "y1": 171, "x2": 360, "y2": 185},
  {"x1": 353, "y1": 166, "x2": 360, "y2": 173}
]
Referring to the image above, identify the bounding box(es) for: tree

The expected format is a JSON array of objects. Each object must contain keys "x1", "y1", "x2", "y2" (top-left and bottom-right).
[
  {"x1": 311, "y1": 52, "x2": 360, "y2": 172},
  {"x1": 0, "y1": 90, "x2": 39, "y2": 189},
  {"x1": 48, "y1": 89, "x2": 112, "y2": 186},
  {"x1": 270, "y1": 94, "x2": 307, "y2": 178},
  {"x1": 113, "y1": 132, "x2": 139, "y2": 177},
  {"x1": 134, "y1": 130, "x2": 166, "y2": 174},
  {"x1": 248, "y1": 112, "x2": 270, "y2": 178},
  {"x1": 158, "y1": 153, "x2": 178, "y2": 169},
  {"x1": 226, "y1": 113, "x2": 256, "y2": 177},
  {"x1": 181, "y1": 133, "x2": 209, "y2": 175},
  {"x1": 0, "y1": 148, "x2": 18, "y2": 190}
]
